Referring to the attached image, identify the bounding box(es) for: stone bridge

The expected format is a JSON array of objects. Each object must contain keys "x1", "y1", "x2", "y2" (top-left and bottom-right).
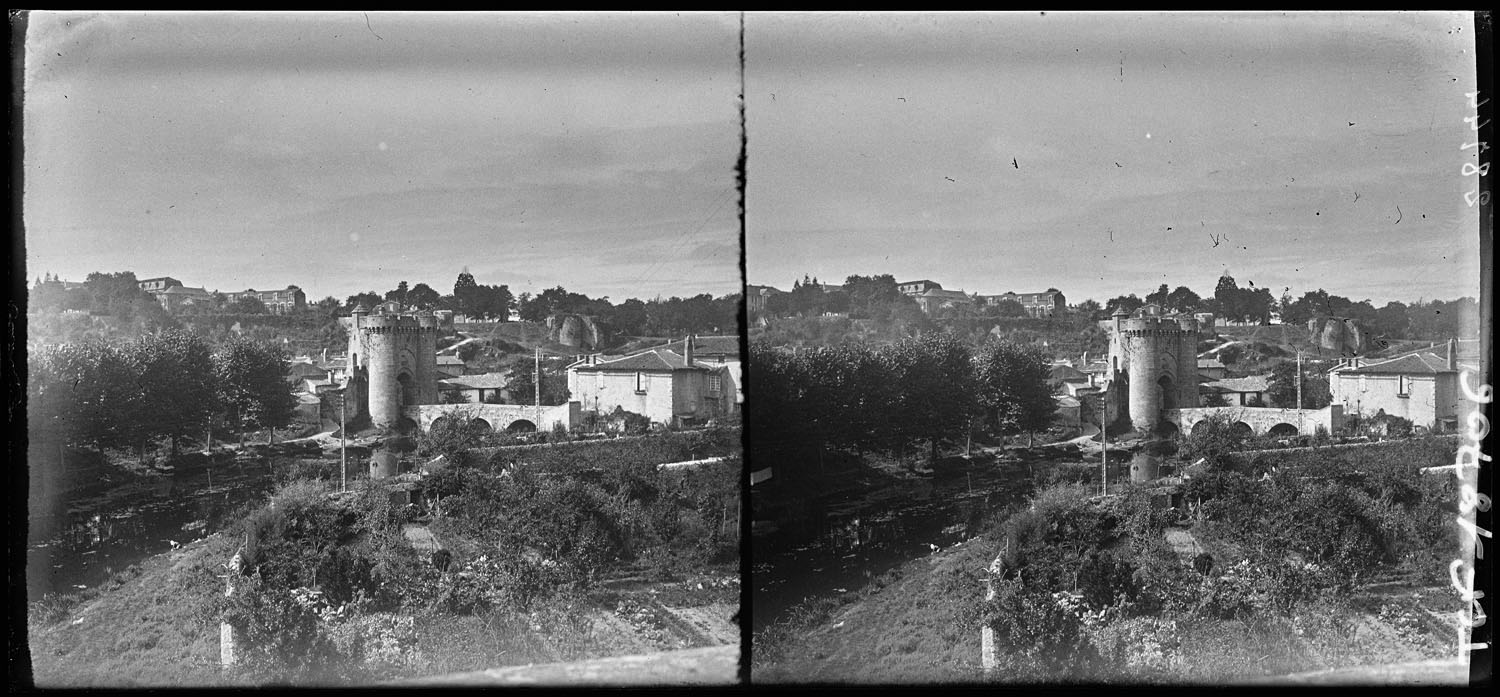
[
  {"x1": 406, "y1": 402, "x2": 581, "y2": 434},
  {"x1": 1163, "y1": 404, "x2": 1345, "y2": 438}
]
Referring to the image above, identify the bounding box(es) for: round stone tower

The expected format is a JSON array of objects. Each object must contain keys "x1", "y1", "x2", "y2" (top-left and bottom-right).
[
  {"x1": 342, "y1": 303, "x2": 440, "y2": 429},
  {"x1": 1108, "y1": 309, "x2": 1200, "y2": 439}
]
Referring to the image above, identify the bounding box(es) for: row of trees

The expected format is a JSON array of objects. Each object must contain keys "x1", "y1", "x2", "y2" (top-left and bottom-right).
[
  {"x1": 748, "y1": 333, "x2": 1054, "y2": 466},
  {"x1": 340, "y1": 273, "x2": 740, "y2": 337},
  {"x1": 1091, "y1": 274, "x2": 1478, "y2": 341},
  {"x1": 29, "y1": 331, "x2": 297, "y2": 459}
]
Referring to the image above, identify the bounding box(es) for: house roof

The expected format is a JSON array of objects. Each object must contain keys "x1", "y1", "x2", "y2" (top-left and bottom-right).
[
  {"x1": 159, "y1": 285, "x2": 213, "y2": 296},
  {"x1": 1049, "y1": 364, "x2": 1089, "y2": 382},
  {"x1": 1203, "y1": 375, "x2": 1271, "y2": 393},
  {"x1": 898, "y1": 279, "x2": 939, "y2": 287},
  {"x1": 1335, "y1": 352, "x2": 1457, "y2": 376},
  {"x1": 1054, "y1": 395, "x2": 1081, "y2": 408},
  {"x1": 685, "y1": 335, "x2": 741, "y2": 358},
  {"x1": 287, "y1": 361, "x2": 329, "y2": 378},
  {"x1": 919, "y1": 288, "x2": 972, "y2": 300},
  {"x1": 1197, "y1": 358, "x2": 1226, "y2": 369},
  {"x1": 573, "y1": 347, "x2": 709, "y2": 372},
  {"x1": 440, "y1": 372, "x2": 510, "y2": 390},
  {"x1": 436, "y1": 355, "x2": 465, "y2": 366}
]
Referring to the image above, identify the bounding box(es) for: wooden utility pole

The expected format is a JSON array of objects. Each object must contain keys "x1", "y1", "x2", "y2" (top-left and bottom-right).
[
  {"x1": 1101, "y1": 395, "x2": 1108, "y2": 497},
  {"x1": 1296, "y1": 350, "x2": 1304, "y2": 410},
  {"x1": 340, "y1": 390, "x2": 348, "y2": 493}
]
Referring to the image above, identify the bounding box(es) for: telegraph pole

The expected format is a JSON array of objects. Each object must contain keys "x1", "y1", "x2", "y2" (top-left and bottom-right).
[
  {"x1": 339, "y1": 389, "x2": 348, "y2": 493},
  {"x1": 1101, "y1": 395, "x2": 1108, "y2": 497},
  {"x1": 1296, "y1": 350, "x2": 1304, "y2": 410}
]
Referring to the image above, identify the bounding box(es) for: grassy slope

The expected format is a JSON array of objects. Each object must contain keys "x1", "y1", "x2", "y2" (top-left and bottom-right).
[
  {"x1": 754, "y1": 538, "x2": 993, "y2": 684},
  {"x1": 755, "y1": 520, "x2": 1460, "y2": 685},
  {"x1": 27, "y1": 532, "x2": 238, "y2": 687}
]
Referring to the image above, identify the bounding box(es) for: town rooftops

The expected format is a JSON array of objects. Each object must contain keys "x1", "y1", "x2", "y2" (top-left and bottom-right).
[
  {"x1": 287, "y1": 361, "x2": 330, "y2": 379},
  {"x1": 573, "y1": 348, "x2": 711, "y2": 372},
  {"x1": 1202, "y1": 375, "x2": 1271, "y2": 393},
  {"x1": 440, "y1": 372, "x2": 510, "y2": 390},
  {"x1": 1049, "y1": 364, "x2": 1089, "y2": 383},
  {"x1": 681, "y1": 335, "x2": 741, "y2": 358},
  {"x1": 920, "y1": 288, "x2": 972, "y2": 300},
  {"x1": 158, "y1": 285, "x2": 213, "y2": 295},
  {"x1": 1334, "y1": 352, "x2": 1459, "y2": 376}
]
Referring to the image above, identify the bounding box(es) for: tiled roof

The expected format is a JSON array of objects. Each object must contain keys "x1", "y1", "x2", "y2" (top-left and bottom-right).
[
  {"x1": 688, "y1": 335, "x2": 741, "y2": 357},
  {"x1": 574, "y1": 347, "x2": 707, "y2": 372},
  {"x1": 920, "y1": 288, "x2": 971, "y2": 300},
  {"x1": 160, "y1": 286, "x2": 213, "y2": 296},
  {"x1": 1203, "y1": 375, "x2": 1271, "y2": 393},
  {"x1": 287, "y1": 361, "x2": 328, "y2": 378},
  {"x1": 1336, "y1": 352, "x2": 1455, "y2": 375},
  {"x1": 1054, "y1": 395, "x2": 1081, "y2": 408},
  {"x1": 1197, "y1": 358, "x2": 1226, "y2": 369},
  {"x1": 1050, "y1": 364, "x2": 1088, "y2": 382},
  {"x1": 436, "y1": 355, "x2": 466, "y2": 366},
  {"x1": 440, "y1": 372, "x2": 510, "y2": 390}
]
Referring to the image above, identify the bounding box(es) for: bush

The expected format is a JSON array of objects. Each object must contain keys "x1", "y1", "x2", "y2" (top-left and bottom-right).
[{"x1": 983, "y1": 581, "x2": 1102, "y2": 681}]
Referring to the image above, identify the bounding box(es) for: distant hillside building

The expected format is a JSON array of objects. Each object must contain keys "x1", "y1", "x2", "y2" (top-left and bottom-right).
[
  {"x1": 897, "y1": 279, "x2": 943, "y2": 296},
  {"x1": 982, "y1": 289, "x2": 1066, "y2": 318},
  {"x1": 747, "y1": 285, "x2": 785, "y2": 316},
  {"x1": 154, "y1": 285, "x2": 218, "y2": 313},
  {"x1": 224, "y1": 285, "x2": 306, "y2": 314},
  {"x1": 137, "y1": 276, "x2": 182, "y2": 293},
  {"x1": 914, "y1": 288, "x2": 974, "y2": 314}
]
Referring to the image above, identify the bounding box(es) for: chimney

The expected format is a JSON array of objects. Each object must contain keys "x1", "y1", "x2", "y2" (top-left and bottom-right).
[
  {"x1": 1447, "y1": 338, "x2": 1457, "y2": 370},
  {"x1": 684, "y1": 335, "x2": 695, "y2": 366}
]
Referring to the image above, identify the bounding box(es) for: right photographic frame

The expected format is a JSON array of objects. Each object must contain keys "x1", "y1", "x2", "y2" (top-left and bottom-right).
[{"x1": 744, "y1": 11, "x2": 1492, "y2": 686}]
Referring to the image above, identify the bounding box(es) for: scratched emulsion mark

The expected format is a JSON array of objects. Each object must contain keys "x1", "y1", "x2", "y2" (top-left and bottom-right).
[{"x1": 1417, "y1": 87, "x2": 1492, "y2": 673}]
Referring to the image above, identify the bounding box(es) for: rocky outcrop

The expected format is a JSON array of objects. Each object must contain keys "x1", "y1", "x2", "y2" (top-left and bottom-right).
[
  {"x1": 546, "y1": 314, "x2": 608, "y2": 350},
  {"x1": 1307, "y1": 317, "x2": 1372, "y2": 356}
]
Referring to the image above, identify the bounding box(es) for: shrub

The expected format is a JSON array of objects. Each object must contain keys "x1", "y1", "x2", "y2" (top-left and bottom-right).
[{"x1": 983, "y1": 581, "x2": 1102, "y2": 681}]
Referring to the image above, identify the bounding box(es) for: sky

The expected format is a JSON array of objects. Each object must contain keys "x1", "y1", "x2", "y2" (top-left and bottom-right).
[
  {"x1": 745, "y1": 11, "x2": 1484, "y2": 307},
  {"x1": 21, "y1": 11, "x2": 743, "y2": 303}
]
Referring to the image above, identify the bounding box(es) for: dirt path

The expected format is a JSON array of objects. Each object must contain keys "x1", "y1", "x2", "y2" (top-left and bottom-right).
[
  {"x1": 395, "y1": 645, "x2": 738, "y2": 685},
  {"x1": 1163, "y1": 527, "x2": 1204, "y2": 564},
  {"x1": 402, "y1": 524, "x2": 442, "y2": 553}
]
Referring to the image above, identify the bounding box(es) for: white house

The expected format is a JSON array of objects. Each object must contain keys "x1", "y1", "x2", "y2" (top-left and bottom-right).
[
  {"x1": 566, "y1": 336, "x2": 733, "y2": 428},
  {"x1": 1327, "y1": 340, "x2": 1468, "y2": 432}
]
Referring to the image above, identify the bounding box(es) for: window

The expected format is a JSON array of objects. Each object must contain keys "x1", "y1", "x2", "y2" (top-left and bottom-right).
[
  {"x1": 708, "y1": 374, "x2": 722, "y2": 396},
  {"x1": 1397, "y1": 375, "x2": 1410, "y2": 398},
  {"x1": 635, "y1": 371, "x2": 647, "y2": 394}
]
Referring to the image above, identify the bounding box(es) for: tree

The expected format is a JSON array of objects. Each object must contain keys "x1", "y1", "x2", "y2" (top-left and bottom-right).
[
  {"x1": 406, "y1": 283, "x2": 442, "y2": 310},
  {"x1": 973, "y1": 338, "x2": 1056, "y2": 445},
  {"x1": 1267, "y1": 360, "x2": 1332, "y2": 409},
  {"x1": 608, "y1": 298, "x2": 649, "y2": 336},
  {"x1": 882, "y1": 332, "x2": 975, "y2": 463},
  {"x1": 29, "y1": 340, "x2": 142, "y2": 456},
  {"x1": 984, "y1": 298, "x2": 1030, "y2": 318},
  {"x1": 384, "y1": 280, "x2": 410, "y2": 305},
  {"x1": 1145, "y1": 284, "x2": 1170, "y2": 307},
  {"x1": 131, "y1": 330, "x2": 218, "y2": 457},
  {"x1": 1214, "y1": 273, "x2": 1242, "y2": 324},
  {"x1": 314, "y1": 296, "x2": 342, "y2": 314},
  {"x1": 1104, "y1": 294, "x2": 1144, "y2": 316},
  {"x1": 213, "y1": 337, "x2": 297, "y2": 443},
  {"x1": 454, "y1": 270, "x2": 479, "y2": 316},
  {"x1": 229, "y1": 295, "x2": 268, "y2": 314},
  {"x1": 504, "y1": 359, "x2": 571, "y2": 406},
  {"x1": 1074, "y1": 299, "x2": 1103, "y2": 320},
  {"x1": 1165, "y1": 286, "x2": 1202, "y2": 313},
  {"x1": 345, "y1": 291, "x2": 382, "y2": 312}
]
